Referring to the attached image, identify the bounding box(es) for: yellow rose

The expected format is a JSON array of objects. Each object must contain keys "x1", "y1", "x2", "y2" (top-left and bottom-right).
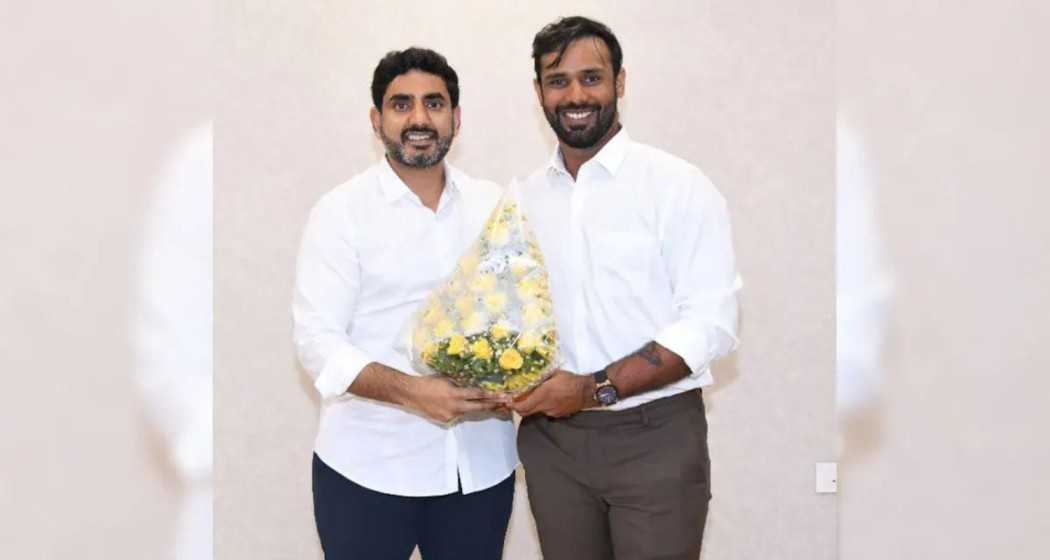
[
  {"x1": 434, "y1": 319, "x2": 455, "y2": 339},
  {"x1": 470, "y1": 273, "x2": 497, "y2": 293},
  {"x1": 490, "y1": 321, "x2": 512, "y2": 340},
  {"x1": 455, "y1": 295, "x2": 476, "y2": 318},
  {"x1": 522, "y1": 302, "x2": 547, "y2": 327},
  {"x1": 488, "y1": 224, "x2": 510, "y2": 246},
  {"x1": 506, "y1": 371, "x2": 538, "y2": 391},
  {"x1": 470, "y1": 338, "x2": 493, "y2": 360},
  {"x1": 462, "y1": 311, "x2": 488, "y2": 334},
  {"x1": 457, "y1": 250, "x2": 480, "y2": 276},
  {"x1": 505, "y1": 374, "x2": 528, "y2": 391},
  {"x1": 499, "y1": 348, "x2": 524, "y2": 370},
  {"x1": 515, "y1": 276, "x2": 548, "y2": 300},
  {"x1": 447, "y1": 334, "x2": 468, "y2": 356},
  {"x1": 422, "y1": 302, "x2": 444, "y2": 325},
  {"x1": 421, "y1": 341, "x2": 439, "y2": 361},
  {"x1": 484, "y1": 291, "x2": 508, "y2": 313},
  {"x1": 517, "y1": 331, "x2": 542, "y2": 353},
  {"x1": 509, "y1": 256, "x2": 535, "y2": 278}
]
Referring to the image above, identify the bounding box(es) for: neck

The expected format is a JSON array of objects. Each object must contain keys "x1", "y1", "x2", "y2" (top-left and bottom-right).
[
  {"x1": 387, "y1": 156, "x2": 446, "y2": 211},
  {"x1": 560, "y1": 122, "x2": 622, "y2": 180}
]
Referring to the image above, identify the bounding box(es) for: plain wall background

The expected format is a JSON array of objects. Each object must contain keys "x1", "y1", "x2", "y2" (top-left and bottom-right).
[
  {"x1": 216, "y1": 1, "x2": 835, "y2": 558},
  {"x1": 837, "y1": 2, "x2": 1050, "y2": 558},
  {"x1": 0, "y1": 2, "x2": 211, "y2": 558}
]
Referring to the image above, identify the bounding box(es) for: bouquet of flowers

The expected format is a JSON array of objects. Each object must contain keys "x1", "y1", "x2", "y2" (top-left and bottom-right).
[{"x1": 405, "y1": 190, "x2": 559, "y2": 395}]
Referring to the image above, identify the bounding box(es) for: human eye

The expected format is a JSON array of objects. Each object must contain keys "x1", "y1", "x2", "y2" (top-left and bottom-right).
[{"x1": 582, "y1": 73, "x2": 602, "y2": 85}]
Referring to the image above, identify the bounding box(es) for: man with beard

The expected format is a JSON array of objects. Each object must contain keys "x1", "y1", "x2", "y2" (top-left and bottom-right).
[
  {"x1": 293, "y1": 48, "x2": 515, "y2": 559},
  {"x1": 508, "y1": 17, "x2": 743, "y2": 559}
]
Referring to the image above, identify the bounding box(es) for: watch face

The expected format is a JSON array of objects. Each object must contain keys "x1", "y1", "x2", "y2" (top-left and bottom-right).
[{"x1": 596, "y1": 385, "x2": 618, "y2": 406}]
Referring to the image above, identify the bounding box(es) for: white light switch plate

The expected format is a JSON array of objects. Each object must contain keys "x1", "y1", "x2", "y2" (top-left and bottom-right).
[{"x1": 816, "y1": 462, "x2": 837, "y2": 493}]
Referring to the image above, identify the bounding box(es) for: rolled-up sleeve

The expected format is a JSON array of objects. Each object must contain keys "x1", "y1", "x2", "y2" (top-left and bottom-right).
[
  {"x1": 654, "y1": 170, "x2": 742, "y2": 374},
  {"x1": 292, "y1": 193, "x2": 373, "y2": 400}
]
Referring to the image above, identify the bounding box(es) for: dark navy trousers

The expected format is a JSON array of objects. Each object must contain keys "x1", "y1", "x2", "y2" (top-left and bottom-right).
[{"x1": 312, "y1": 454, "x2": 515, "y2": 559}]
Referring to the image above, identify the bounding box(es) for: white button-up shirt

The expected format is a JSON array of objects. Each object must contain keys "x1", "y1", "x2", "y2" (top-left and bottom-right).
[
  {"x1": 293, "y1": 158, "x2": 517, "y2": 496},
  {"x1": 514, "y1": 129, "x2": 742, "y2": 411}
]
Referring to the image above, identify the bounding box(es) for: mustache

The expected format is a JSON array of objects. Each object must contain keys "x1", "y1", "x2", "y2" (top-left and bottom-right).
[
  {"x1": 555, "y1": 103, "x2": 601, "y2": 115},
  {"x1": 400, "y1": 126, "x2": 438, "y2": 142}
]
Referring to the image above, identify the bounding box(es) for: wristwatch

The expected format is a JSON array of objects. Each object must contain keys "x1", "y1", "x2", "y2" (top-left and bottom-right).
[{"x1": 593, "y1": 369, "x2": 619, "y2": 407}]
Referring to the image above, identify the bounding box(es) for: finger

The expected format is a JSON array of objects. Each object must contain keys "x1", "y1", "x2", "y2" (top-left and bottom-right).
[
  {"x1": 463, "y1": 389, "x2": 505, "y2": 403},
  {"x1": 455, "y1": 386, "x2": 490, "y2": 400},
  {"x1": 477, "y1": 389, "x2": 506, "y2": 401},
  {"x1": 510, "y1": 387, "x2": 547, "y2": 416},
  {"x1": 509, "y1": 402, "x2": 535, "y2": 416},
  {"x1": 433, "y1": 412, "x2": 457, "y2": 425},
  {"x1": 457, "y1": 399, "x2": 504, "y2": 414}
]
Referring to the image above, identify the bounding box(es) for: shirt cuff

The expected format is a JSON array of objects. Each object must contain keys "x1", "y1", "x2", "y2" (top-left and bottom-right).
[
  {"x1": 314, "y1": 345, "x2": 374, "y2": 400},
  {"x1": 654, "y1": 321, "x2": 710, "y2": 375}
]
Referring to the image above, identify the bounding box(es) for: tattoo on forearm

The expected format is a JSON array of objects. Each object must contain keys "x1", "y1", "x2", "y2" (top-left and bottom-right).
[{"x1": 635, "y1": 342, "x2": 663, "y2": 367}]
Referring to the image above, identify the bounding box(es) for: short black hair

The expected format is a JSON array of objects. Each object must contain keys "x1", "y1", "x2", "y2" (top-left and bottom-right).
[
  {"x1": 532, "y1": 16, "x2": 623, "y2": 82},
  {"x1": 371, "y1": 47, "x2": 460, "y2": 111}
]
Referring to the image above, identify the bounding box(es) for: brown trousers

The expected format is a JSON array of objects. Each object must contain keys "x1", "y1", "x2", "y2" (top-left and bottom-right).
[{"x1": 518, "y1": 389, "x2": 711, "y2": 560}]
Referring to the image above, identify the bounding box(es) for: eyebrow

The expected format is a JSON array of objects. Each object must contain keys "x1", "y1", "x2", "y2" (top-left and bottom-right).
[
  {"x1": 543, "y1": 67, "x2": 605, "y2": 79},
  {"x1": 387, "y1": 92, "x2": 448, "y2": 103}
]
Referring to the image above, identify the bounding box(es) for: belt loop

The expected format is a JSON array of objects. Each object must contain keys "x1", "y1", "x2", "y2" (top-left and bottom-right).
[{"x1": 640, "y1": 406, "x2": 649, "y2": 427}]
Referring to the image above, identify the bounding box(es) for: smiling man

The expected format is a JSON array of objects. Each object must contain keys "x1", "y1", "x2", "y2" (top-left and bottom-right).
[
  {"x1": 292, "y1": 48, "x2": 516, "y2": 559},
  {"x1": 509, "y1": 17, "x2": 743, "y2": 559}
]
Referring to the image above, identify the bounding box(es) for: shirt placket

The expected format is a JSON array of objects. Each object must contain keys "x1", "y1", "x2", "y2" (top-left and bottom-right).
[
  {"x1": 435, "y1": 189, "x2": 464, "y2": 493},
  {"x1": 568, "y1": 171, "x2": 590, "y2": 373}
]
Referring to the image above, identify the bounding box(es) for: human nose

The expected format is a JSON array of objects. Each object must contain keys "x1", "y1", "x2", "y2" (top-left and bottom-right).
[
  {"x1": 408, "y1": 102, "x2": 433, "y2": 127},
  {"x1": 566, "y1": 79, "x2": 587, "y2": 105}
]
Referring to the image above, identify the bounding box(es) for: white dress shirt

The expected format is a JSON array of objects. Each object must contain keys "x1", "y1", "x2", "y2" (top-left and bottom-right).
[
  {"x1": 514, "y1": 129, "x2": 742, "y2": 411},
  {"x1": 293, "y1": 158, "x2": 517, "y2": 496}
]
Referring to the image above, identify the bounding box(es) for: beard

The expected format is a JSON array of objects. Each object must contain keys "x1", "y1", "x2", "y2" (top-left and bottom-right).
[
  {"x1": 543, "y1": 98, "x2": 618, "y2": 149},
  {"x1": 380, "y1": 124, "x2": 454, "y2": 168}
]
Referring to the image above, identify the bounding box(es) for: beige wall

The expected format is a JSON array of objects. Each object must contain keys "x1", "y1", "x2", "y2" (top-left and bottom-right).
[
  {"x1": 838, "y1": 2, "x2": 1050, "y2": 559},
  {"x1": 216, "y1": 1, "x2": 835, "y2": 558},
  {"x1": 0, "y1": 2, "x2": 210, "y2": 558}
]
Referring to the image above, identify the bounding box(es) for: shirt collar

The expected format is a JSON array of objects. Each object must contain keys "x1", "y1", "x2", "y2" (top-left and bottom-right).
[
  {"x1": 546, "y1": 127, "x2": 631, "y2": 179},
  {"x1": 377, "y1": 156, "x2": 461, "y2": 205}
]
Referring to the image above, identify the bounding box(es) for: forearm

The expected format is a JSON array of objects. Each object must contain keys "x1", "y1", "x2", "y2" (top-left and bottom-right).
[
  {"x1": 347, "y1": 361, "x2": 418, "y2": 407},
  {"x1": 351, "y1": 362, "x2": 502, "y2": 423},
  {"x1": 605, "y1": 341, "x2": 691, "y2": 399}
]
